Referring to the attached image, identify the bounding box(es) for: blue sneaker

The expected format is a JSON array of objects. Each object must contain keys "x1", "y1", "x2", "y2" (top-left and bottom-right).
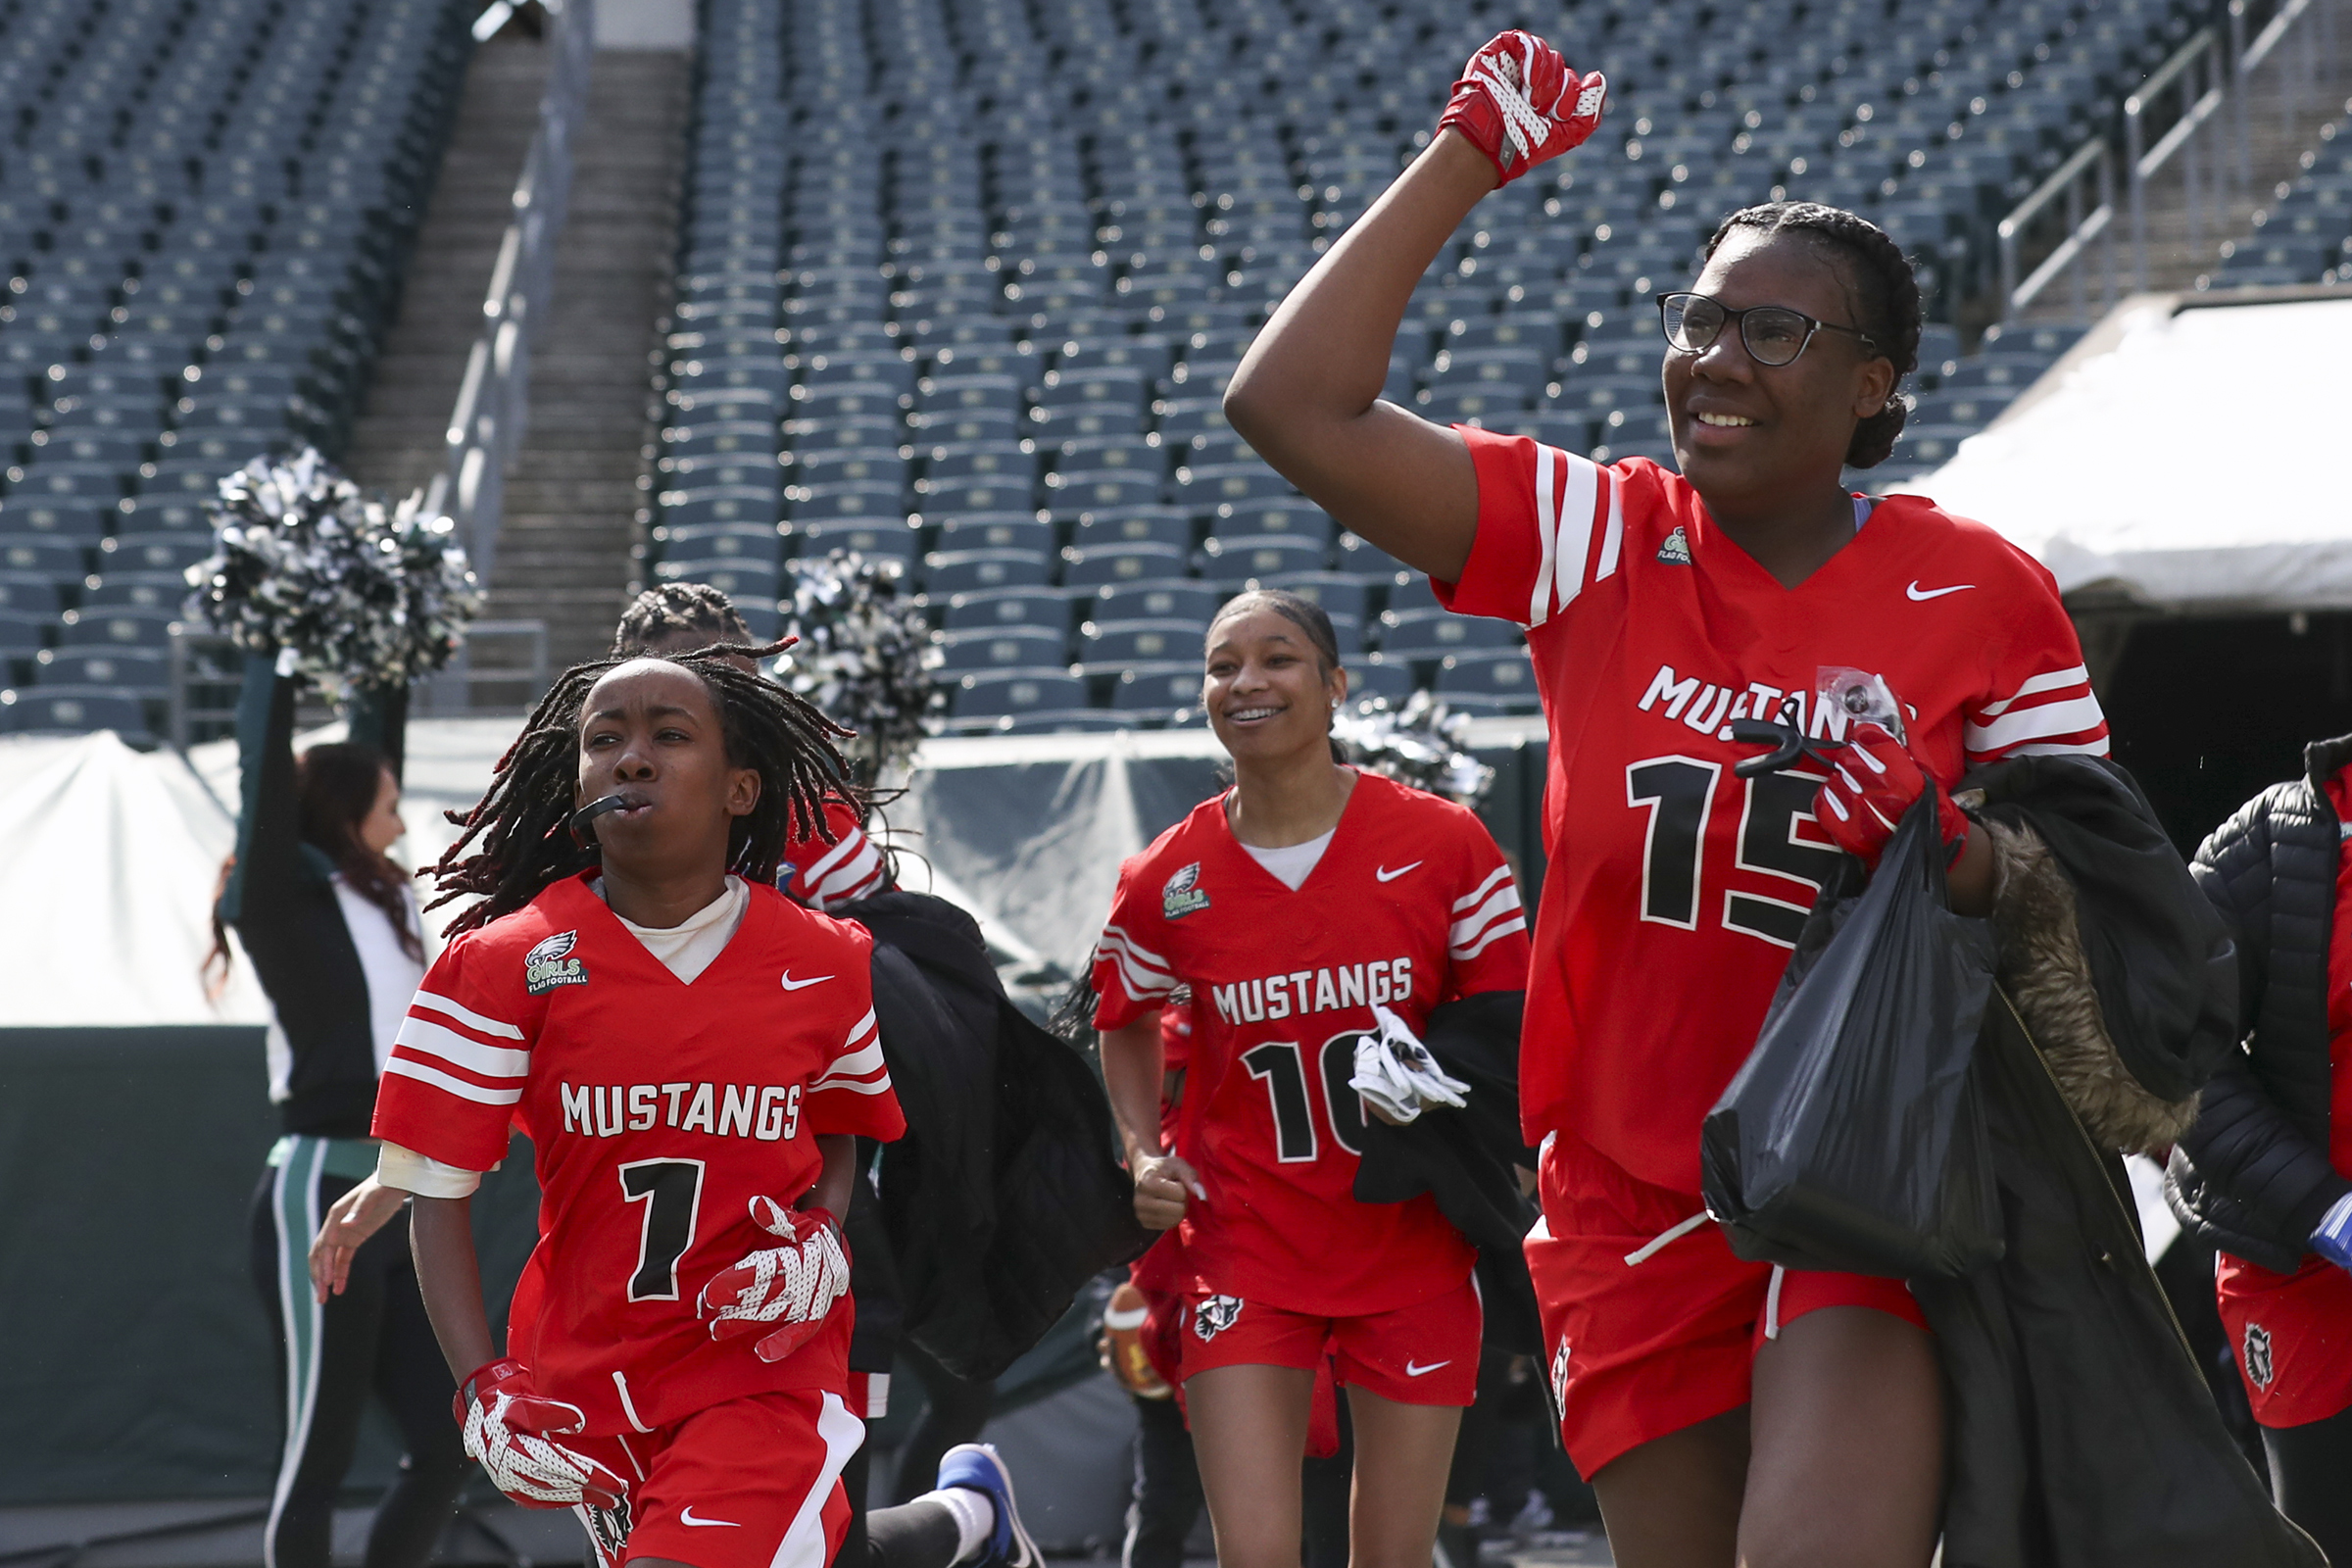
[{"x1": 935, "y1": 1442, "x2": 1040, "y2": 1568}]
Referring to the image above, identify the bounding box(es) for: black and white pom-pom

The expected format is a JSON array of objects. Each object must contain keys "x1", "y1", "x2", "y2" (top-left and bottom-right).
[
  {"x1": 772, "y1": 550, "x2": 943, "y2": 777},
  {"x1": 1333, "y1": 690, "x2": 1494, "y2": 807},
  {"x1": 182, "y1": 448, "x2": 483, "y2": 698}
]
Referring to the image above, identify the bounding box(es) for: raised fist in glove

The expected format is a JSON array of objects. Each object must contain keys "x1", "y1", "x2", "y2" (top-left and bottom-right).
[
  {"x1": 697, "y1": 1197, "x2": 850, "y2": 1364},
  {"x1": 454, "y1": 1358, "x2": 628, "y2": 1510},
  {"x1": 1813, "y1": 722, "x2": 1972, "y2": 868},
  {"x1": 1437, "y1": 31, "x2": 1607, "y2": 187}
]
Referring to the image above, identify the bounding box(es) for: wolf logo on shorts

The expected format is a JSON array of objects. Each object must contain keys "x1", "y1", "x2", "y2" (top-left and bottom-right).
[
  {"x1": 1550, "y1": 1338, "x2": 1572, "y2": 1409},
  {"x1": 2244, "y1": 1322, "x2": 2276, "y2": 1390},
  {"x1": 1194, "y1": 1295, "x2": 1244, "y2": 1341},
  {"x1": 581, "y1": 1495, "x2": 632, "y2": 1564}
]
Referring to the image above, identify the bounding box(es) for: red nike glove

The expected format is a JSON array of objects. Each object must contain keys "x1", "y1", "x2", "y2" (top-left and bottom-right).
[
  {"x1": 1436, "y1": 31, "x2": 1608, "y2": 187},
  {"x1": 698, "y1": 1199, "x2": 850, "y2": 1364},
  {"x1": 1813, "y1": 722, "x2": 1973, "y2": 868},
  {"x1": 453, "y1": 1358, "x2": 628, "y2": 1510}
]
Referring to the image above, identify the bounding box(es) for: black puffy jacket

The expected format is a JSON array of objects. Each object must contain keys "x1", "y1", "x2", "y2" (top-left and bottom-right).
[{"x1": 2166, "y1": 734, "x2": 2352, "y2": 1274}]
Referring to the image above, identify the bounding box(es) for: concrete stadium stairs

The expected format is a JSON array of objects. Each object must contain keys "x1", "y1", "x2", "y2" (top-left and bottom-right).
[{"x1": 342, "y1": 34, "x2": 687, "y2": 678}]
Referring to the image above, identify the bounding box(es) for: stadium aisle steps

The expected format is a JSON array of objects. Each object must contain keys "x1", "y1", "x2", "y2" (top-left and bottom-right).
[
  {"x1": 343, "y1": 36, "x2": 552, "y2": 502},
  {"x1": 488, "y1": 49, "x2": 692, "y2": 671}
]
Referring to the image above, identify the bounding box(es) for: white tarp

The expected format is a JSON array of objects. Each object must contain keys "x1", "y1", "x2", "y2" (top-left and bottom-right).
[{"x1": 1898, "y1": 294, "x2": 2352, "y2": 611}]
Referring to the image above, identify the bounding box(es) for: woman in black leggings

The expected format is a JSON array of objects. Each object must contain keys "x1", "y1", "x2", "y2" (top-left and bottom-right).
[{"x1": 213, "y1": 660, "x2": 465, "y2": 1568}]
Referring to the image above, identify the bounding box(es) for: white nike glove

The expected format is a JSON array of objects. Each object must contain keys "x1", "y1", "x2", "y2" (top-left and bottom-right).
[
  {"x1": 453, "y1": 1358, "x2": 628, "y2": 1510},
  {"x1": 698, "y1": 1197, "x2": 851, "y2": 1363},
  {"x1": 1349, "y1": 1004, "x2": 1472, "y2": 1125}
]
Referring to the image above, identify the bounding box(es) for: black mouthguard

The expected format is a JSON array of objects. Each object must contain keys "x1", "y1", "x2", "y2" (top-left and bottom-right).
[{"x1": 569, "y1": 794, "x2": 632, "y2": 836}]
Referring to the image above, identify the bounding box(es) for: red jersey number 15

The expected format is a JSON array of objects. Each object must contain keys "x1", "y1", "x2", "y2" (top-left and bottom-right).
[{"x1": 1627, "y1": 759, "x2": 1844, "y2": 950}]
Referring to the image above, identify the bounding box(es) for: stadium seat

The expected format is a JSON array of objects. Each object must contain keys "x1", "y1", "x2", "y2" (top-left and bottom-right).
[
  {"x1": 938, "y1": 587, "x2": 1079, "y2": 633},
  {"x1": 59, "y1": 606, "x2": 178, "y2": 649},
  {"x1": 923, "y1": 549, "x2": 1054, "y2": 595},
  {"x1": 933, "y1": 515, "x2": 1054, "y2": 555},
  {"x1": 1062, "y1": 542, "x2": 1187, "y2": 590},
  {"x1": 1343, "y1": 656, "x2": 1416, "y2": 707},
  {"x1": 0, "y1": 503, "x2": 108, "y2": 542},
  {"x1": 949, "y1": 668, "x2": 1089, "y2": 727},
  {"x1": 1198, "y1": 534, "x2": 1328, "y2": 585},
  {"x1": 0, "y1": 685, "x2": 154, "y2": 741},
  {"x1": 1090, "y1": 580, "x2": 1223, "y2": 626},
  {"x1": 1380, "y1": 609, "x2": 1524, "y2": 661},
  {"x1": 793, "y1": 518, "x2": 921, "y2": 563},
  {"x1": 101, "y1": 534, "x2": 210, "y2": 575},
  {"x1": 35, "y1": 646, "x2": 169, "y2": 693},
  {"x1": 1078, "y1": 618, "x2": 1207, "y2": 670},
  {"x1": 1109, "y1": 662, "x2": 1207, "y2": 723},
  {"x1": 1434, "y1": 649, "x2": 1541, "y2": 713},
  {"x1": 934, "y1": 624, "x2": 1069, "y2": 674},
  {"x1": 655, "y1": 522, "x2": 785, "y2": 566}
]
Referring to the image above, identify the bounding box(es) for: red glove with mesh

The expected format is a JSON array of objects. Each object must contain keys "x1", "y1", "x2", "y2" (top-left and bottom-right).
[
  {"x1": 453, "y1": 1358, "x2": 628, "y2": 1510},
  {"x1": 1813, "y1": 722, "x2": 1973, "y2": 867},
  {"x1": 1436, "y1": 32, "x2": 1608, "y2": 187},
  {"x1": 697, "y1": 1199, "x2": 850, "y2": 1364}
]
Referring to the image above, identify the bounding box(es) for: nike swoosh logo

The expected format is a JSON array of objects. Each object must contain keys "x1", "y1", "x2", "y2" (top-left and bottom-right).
[
  {"x1": 1375, "y1": 862, "x2": 1423, "y2": 882},
  {"x1": 1404, "y1": 1358, "x2": 1450, "y2": 1377},
  {"x1": 779, "y1": 973, "x2": 834, "y2": 991},
  {"x1": 679, "y1": 1508, "x2": 739, "y2": 1528},
  {"x1": 1906, "y1": 581, "x2": 1975, "y2": 601}
]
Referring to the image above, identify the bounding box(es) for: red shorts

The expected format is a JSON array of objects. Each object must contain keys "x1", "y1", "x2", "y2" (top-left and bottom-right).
[
  {"x1": 565, "y1": 1389, "x2": 864, "y2": 1568},
  {"x1": 1527, "y1": 1127, "x2": 1929, "y2": 1477},
  {"x1": 2217, "y1": 1252, "x2": 2352, "y2": 1428},
  {"x1": 1177, "y1": 1275, "x2": 1482, "y2": 1406}
]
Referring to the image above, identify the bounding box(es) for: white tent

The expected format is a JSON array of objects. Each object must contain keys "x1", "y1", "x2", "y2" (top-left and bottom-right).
[{"x1": 1897, "y1": 292, "x2": 2352, "y2": 612}]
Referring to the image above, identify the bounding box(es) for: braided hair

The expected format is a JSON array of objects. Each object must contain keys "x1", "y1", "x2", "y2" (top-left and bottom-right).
[
  {"x1": 425, "y1": 642, "x2": 852, "y2": 934},
  {"x1": 613, "y1": 581, "x2": 753, "y2": 656},
  {"x1": 1704, "y1": 202, "x2": 1921, "y2": 468}
]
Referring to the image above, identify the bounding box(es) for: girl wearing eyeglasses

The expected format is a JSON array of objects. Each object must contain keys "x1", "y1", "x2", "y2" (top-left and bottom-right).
[{"x1": 1225, "y1": 32, "x2": 2114, "y2": 1568}]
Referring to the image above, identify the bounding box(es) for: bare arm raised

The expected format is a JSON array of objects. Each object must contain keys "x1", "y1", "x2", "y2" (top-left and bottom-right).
[{"x1": 1224, "y1": 33, "x2": 1606, "y2": 583}]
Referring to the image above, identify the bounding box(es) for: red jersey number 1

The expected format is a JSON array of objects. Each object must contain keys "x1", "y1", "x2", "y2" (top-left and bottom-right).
[{"x1": 1627, "y1": 759, "x2": 1844, "y2": 949}]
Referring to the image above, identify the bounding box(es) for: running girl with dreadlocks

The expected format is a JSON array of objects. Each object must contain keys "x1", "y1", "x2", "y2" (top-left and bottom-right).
[
  {"x1": 1225, "y1": 31, "x2": 2110, "y2": 1568},
  {"x1": 368, "y1": 643, "x2": 908, "y2": 1568}
]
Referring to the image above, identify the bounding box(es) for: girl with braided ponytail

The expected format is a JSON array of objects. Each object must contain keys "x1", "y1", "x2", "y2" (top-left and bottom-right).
[
  {"x1": 1228, "y1": 29, "x2": 2118, "y2": 1568},
  {"x1": 363, "y1": 644, "x2": 918, "y2": 1568}
]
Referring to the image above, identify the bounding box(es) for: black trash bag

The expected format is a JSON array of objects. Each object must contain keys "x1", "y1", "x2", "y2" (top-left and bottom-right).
[{"x1": 1700, "y1": 784, "x2": 2003, "y2": 1279}]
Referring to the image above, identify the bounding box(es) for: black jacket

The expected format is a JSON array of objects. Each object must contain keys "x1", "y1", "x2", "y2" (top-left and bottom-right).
[
  {"x1": 1914, "y1": 755, "x2": 2318, "y2": 1568},
  {"x1": 1352, "y1": 989, "x2": 1543, "y2": 1355},
  {"x1": 220, "y1": 656, "x2": 409, "y2": 1139},
  {"x1": 848, "y1": 890, "x2": 1153, "y2": 1381},
  {"x1": 2165, "y1": 734, "x2": 2352, "y2": 1274}
]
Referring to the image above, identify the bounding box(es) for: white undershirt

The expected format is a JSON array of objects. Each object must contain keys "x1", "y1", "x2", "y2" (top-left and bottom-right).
[
  {"x1": 377, "y1": 876, "x2": 751, "y2": 1200},
  {"x1": 1242, "y1": 828, "x2": 1336, "y2": 891}
]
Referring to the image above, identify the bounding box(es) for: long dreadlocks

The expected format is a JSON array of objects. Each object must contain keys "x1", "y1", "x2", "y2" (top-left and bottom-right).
[{"x1": 427, "y1": 641, "x2": 852, "y2": 934}]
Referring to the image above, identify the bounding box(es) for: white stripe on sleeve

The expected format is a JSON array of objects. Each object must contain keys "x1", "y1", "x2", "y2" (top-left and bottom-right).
[
  {"x1": 393, "y1": 1015, "x2": 529, "y2": 1079},
  {"x1": 1592, "y1": 468, "x2": 1624, "y2": 581},
  {"x1": 1449, "y1": 883, "x2": 1526, "y2": 951},
  {"x1": 408, "y1": 989, "x2": 523, "y2": 1040},
  {"x1": 1453, "y1": 913, "x2": 1530, "y2": 961},
  {"x1": 1976, "y1": 664, "x2": 2090, "y2": 718},
  {"x1": 1528, "y1": 443, "x2": 1559, "y2": 628},
  {"x1": 1965, "y1": 693, "x2": 2108, "y2": 755},
  {"x1": 1451, "y1": 864, "x2": 1515, "y2": 914},
  {"x1": 1552, "y1": 452, "x2": 1597, "y2": 616},
  {"x1": 382, "y1": 1055, "x2": 524, "y2": 1106}
]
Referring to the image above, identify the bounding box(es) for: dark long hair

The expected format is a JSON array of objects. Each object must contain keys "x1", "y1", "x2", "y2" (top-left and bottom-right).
[
  {"x1": 425, "y1": 644, "x2": 853, "y2": 934},
  {"x1": 1703, "y1": 201, "x2": 1922, "y2": 468},
  {"x1": 205, "y1": 742, "x2": 419, "y2": 990}
]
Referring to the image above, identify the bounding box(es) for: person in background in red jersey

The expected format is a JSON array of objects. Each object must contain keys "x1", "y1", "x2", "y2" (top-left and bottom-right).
[
  {"x1": 1091, "y1": 589, "x2": 1532, "y2": 1568},
  {"x1": 1224, "y1": 31, "x2": 2110, "y2": 1568},
  {"x1": 2170, "y1": 735, "x2": 2352, "y2": 1565}
]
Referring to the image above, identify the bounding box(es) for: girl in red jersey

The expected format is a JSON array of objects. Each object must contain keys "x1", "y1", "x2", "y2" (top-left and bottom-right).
[
  {"x1": 368, "y1": 644, "x2": 919, "y2": 1568},
  {"x1": 1221, "y1": 32, "x2": 2116, "y2": 1568},
  {"x1": 1092, "y1": 589, "x2": 1531, "y2": 1568}
]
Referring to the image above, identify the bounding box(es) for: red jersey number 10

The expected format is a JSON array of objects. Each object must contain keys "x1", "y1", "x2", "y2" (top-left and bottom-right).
[
  {"x1": 1626, "y1": 759, "x2": 1845, "y2": 950},
  {"x1": 1242, "y1": 1031, "x2": 1373, "y2": 1163}
]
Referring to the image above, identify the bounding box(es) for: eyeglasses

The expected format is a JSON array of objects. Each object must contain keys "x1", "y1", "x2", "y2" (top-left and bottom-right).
[{"x1": 1655, "y1": 291, "x2": 1878, "y2": 368}]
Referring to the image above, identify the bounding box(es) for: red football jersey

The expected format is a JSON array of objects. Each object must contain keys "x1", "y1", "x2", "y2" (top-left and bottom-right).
[
  {"x1": 777, "y1": 798, "x2": 887, "y2": 909},
  {"x1": 1092, "y1": 771, "x2": 1531, "y2": 1316},
  {"x1": 1437, "y1": 429, "x2": 2110, "y2": 1193},
  {"x1": 370, "y1": 873, "x2": 906, "y2": 1435}
]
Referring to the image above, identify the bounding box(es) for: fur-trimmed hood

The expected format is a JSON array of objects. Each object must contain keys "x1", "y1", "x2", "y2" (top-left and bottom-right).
[{"x1": 1979, "y1": 813, "x2": 2198, "y2": 1152}]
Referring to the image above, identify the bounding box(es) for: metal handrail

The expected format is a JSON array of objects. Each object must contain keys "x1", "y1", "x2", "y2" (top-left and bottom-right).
[
  {"x1": 2124, "y1": 26, "x2": 2229, "y2": 285},
  {"x1": 1997, "y1": 139, "x2": 2119, "y2": 319},
  {"x1": 423, "y1": 0, "x2": 594, "y2": 587}
]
